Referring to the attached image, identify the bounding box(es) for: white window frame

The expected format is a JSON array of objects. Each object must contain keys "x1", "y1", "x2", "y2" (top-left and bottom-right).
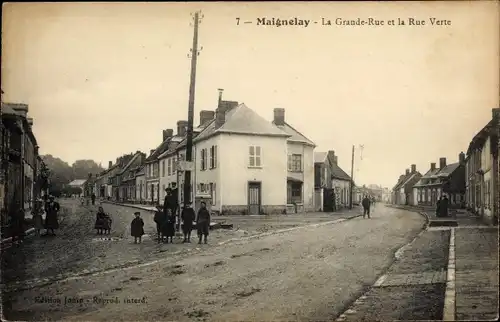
[
  {"x1": 249, "y1": 146, "x2": 262, "y2": 168},
  {"x1": 210, "y1": 182, "x2": 216, "y2": 205},
  {"x1": 288, "y1": 154, "x2": 302, "y2": 172},
  {"x1": 167, "y1": 158, "x2": 172, "y2": 176}
]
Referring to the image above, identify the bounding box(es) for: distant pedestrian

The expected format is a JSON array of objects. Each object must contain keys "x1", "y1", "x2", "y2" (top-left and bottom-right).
[
  {"x1": 439, "y1": 195, "x2": 449, "y2": 217},
  {"x1": 196, "y1": 201, "x2": 210, "y2": 244},
  {"x1": 44, "y1": 196, "x2": 60, "y2": 236},
  {"x1": 436, "y1": 197, "x2": 442, "y2": 217},
  {"x1": 131, "y1": 212, "x2": 145, "y2": 244},
  {"x1": 91, "y1": 193, "x2": 96, "y2": 205},
  {"x1": 32, "y1": 200, "x2": 44, "y2": 236},
  {"x1": 153, "y1": 204, "x2": 165, "y2": 243},
  {"x1": 362, "y1": 195, "x2": 371, "y2": 219},
  {"x1": 181, "y1": 203, "x2": 195, "y2": 243},
  {"x1": 162, "y1": 208, "x2": 176, "y2": 243}
]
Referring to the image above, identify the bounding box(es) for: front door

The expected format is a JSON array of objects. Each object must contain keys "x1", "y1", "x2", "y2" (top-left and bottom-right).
[
  {"x1": 248, "y1": 182, "x2": 261, "y2": 215},
  {"x1": 323, "y1": 188, "x2": 334, "y2": 212}
]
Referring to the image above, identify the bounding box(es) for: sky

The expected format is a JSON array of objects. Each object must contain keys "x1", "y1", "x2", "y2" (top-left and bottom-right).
[{"x1": 2, "y1": 2, "x2": 498, "y2": 188}]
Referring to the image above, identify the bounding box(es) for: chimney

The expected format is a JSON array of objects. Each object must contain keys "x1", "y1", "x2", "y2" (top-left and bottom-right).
[
  {"x1": 177, "y1": 120, "x2": 187, "y2": 136},
  {"x1": 108, "y1": 161, "x2": 112, "y2": 168},
  {"x1": 430, "y1": 162, "x2": 436, "y2": 171},
  {"x1": 411, "y1": 164, "x2": 416, "y2": 173},
  {"x1": 399, "y1": 175, "x2": 405, "y2": 182},
  {"x1": 405, "y1": 169, "x2": 410, "y2": 175},
  {"x1": 459, "y1": 152, "x2": 465, "y2": 164},
  {"x1": 274, "y1": 108, "x2": 285, "y2": 126},
  {"x1": 333, "y1": 156, "x2": 338, "y2": 164},
  {"x1": 163, "y1": 128, "x2": 174, "y2": 141},
  {"x1": 493, "y1": 108, "x2": 500, "y2": 122},
  {"x1": 11, "y1": 103, "x2": 28, "y2": 118},
  {"x1": 218, "y1": 88, "x2": 224, "y2": 104},
  {"x1": 27, "y1": 117, "x2": 33, "y2": 126},
  {"x1": 215, "y1": 108, "x2": 225, "y2": 129},
  {"x1": 199, "y1": 110, "x2": 215, "y2": 126},
  {"x1": 439, "y1": 157, "x2": 446, "y2": 169}
]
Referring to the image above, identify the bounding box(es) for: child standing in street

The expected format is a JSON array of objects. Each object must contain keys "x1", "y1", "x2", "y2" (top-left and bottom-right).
[
  {"x1": 196, "y1": 202, "x2": 210, "y2": 244},
  {"x1": 181, "y1": 203, "x2": 195, "y2": 243},
  {"x1": 163, "y1": 209, "x2": 176, "y2": 244},
  {"x1": 131, "y1": 212, "x2": 144, "y2": 244},
  {"x1": 153, "y1": 204, "x2": 165, "y2": 243}
]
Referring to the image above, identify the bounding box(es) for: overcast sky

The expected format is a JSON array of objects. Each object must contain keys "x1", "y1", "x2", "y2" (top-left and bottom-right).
[{"x1": 2, "y1": 2, "x2": 498, "y2": 188}]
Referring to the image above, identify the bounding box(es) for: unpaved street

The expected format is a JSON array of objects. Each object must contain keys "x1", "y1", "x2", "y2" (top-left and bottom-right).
[{"x1": 4, "y1": 205, "x2": 424, "y2": 321}]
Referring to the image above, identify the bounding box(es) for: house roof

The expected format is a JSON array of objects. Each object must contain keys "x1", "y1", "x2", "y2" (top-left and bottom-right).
[
  {"x1": 436, "y1": 162, "x2": 460, "y2": 177},
  {"x1": 393, "y1": 173, "x2": 411, "y2": 191},
  {"x1": 219, "y1": 104, "x2": 290, "y2": 137},
  {"x1": 467, "y1": 119, "x2": 494, "y2": 155},
  {"x1": 414, "y1": 162, "x2": 461, "y2": 187},
  {"x1": 273, "y1": 122, "x2": 315, "y2": 146},
  {"x1": 179, "y1": 103, "x2": 290, "y2": 148},
  {"x1": 118, "y1": 152, "x2": 142, "y2": 175},
  {"x1": 314, "y1": 152, "x2": 328, "y2": 163},
  {"x1": 331, "y1": 163, "x2": 351, "y2": 181},
  {"x1": 401, "y1": 172, "x2": 421, "y2": 187},
  {"x1": 68, "y1": 179, "x2": 87, "y2": 186}
]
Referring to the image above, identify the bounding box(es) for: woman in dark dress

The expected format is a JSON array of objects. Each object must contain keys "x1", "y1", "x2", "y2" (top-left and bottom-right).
[
  {"x1": 44, "y1": 196, "x2": 60, "y2": 236},
  {"x1": 95, "y1": 206, "x2": 106, "y2": 234}
]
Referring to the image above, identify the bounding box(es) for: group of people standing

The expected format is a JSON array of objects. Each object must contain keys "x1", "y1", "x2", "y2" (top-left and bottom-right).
[
  {"x1": 11, "y1": 195, "x2": 60, "y2": 244},
  {"x1": 130, "y1": 186, "x2": 211, "y2": 245},
  {"x1": 436, "y1": 195, "x2": 450, "y2": 217}
]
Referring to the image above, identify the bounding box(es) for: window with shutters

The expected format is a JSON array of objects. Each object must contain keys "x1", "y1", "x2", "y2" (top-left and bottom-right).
[
  {"x1": 172, "y1": 156, "x2": 177, "y2": 175},
  {"x1": 162, "y1": 160, "x2": 165, "y2": 177},
  {"x1": 249, "y1": 146, "x2": 262, "y2": 168},
  {"x1": 201, "y1": 148, "x2": 207, "y2": 170}
]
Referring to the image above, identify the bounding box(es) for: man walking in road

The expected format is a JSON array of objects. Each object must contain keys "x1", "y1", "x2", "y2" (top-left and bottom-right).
[{"x1": 362, "y1": 195, "x2": 371, "y2": 219}]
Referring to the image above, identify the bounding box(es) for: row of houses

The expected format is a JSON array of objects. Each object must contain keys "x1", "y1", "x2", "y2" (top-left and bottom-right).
[
  {"x1": 1, "y1": 98, "x2": 49, "y2": 228},
  {"x1": 84, "y1": 90, "x2": 355, "y2": 215},
  {"x1": 392, "y1": 108, "x2": 499, "y2": 225}
]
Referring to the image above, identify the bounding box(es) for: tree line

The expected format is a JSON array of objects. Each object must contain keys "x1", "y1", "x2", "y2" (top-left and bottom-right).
[{"x1": 41, "y1": 155, "x2": 105, "y2": 196}]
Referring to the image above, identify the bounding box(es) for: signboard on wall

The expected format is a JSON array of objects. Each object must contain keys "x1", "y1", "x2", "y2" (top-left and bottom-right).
[{"x1": 177, "y1": 161, "x2": 194, "y2": 172}]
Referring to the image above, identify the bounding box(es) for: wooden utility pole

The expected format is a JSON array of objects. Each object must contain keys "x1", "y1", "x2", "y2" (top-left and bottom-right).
[
  {"x1": 183, "y1": 11, "x2": 202, "y2": 211},
  {"x1": 349, "y1": 145, "x2": 355, "y2": 209}
]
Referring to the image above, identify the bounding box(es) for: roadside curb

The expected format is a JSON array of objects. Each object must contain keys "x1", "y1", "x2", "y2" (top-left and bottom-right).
[
  {"x1": 102, "y1": 201, "x2": 155, "y2": 212},
  {"x1": 443, "y1": 228, "x2": 456, "y2": 321},
  {"x1": 2, "y1": 212, "x2": 363, "y2": 293}
]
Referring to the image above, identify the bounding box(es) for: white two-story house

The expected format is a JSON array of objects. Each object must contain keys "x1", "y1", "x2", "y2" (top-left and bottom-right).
[
  {"x1": 272, "y1": 108, "x2": 315, "y2": 213},
  {"x1": 174, "y1": 91, "x2": 290, "y2": 215}
]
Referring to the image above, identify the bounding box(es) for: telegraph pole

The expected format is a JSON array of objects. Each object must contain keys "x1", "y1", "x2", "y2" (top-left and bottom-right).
[
  {"x1": 349, "y1": 145, "x2": 355, "y2": 209},
  {"x1": 183, "y1": 11, "x2": 203, "y2": 211}
]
